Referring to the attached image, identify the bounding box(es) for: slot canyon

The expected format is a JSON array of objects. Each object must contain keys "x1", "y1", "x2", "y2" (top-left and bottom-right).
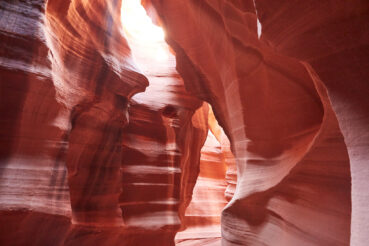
[{"x1": 0, "y1": 0, "x2": 368, "y2": 245}]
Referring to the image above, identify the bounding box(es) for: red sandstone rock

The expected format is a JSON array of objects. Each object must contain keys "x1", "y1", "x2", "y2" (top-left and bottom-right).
[
  {"x1": 1, "y1": 0, "x2": 208, "y2": 245},
  {"x1": 1, "y1": 0, "x2": 149, "y2": 244},
  {"x1": 0, "y1": 0, "x2": 71, "y2": 219},
  {"x1": 119, "y1": 15, "x2": 208, "y2": 243},
  {"x1": 208, "y1": 107, "x2": 237, "y2": 202},
  {"x1": 45, "y1": 0, "x2": 148, "y2": 228},
  {"x1": 176, "y1": 123, "x2": 226, "y2": 245},
  {"x1": 1, "y1": 0, "x2": 368, "y2": 245},
  {"x1": 150, "y1": 0, "x2": 354, "y2": 245},
  {"x1": 253, "y1": 2, "x2": 369, "y2": 244}
]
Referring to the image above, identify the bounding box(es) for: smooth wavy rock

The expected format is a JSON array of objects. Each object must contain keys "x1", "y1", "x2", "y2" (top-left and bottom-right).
[
  {"x1": 175, "y1": 129, "x2": 226, "y2": 246},
  {"x1": 1, "y1": 0, "x2": 367, "y2": 245},
  {"x1": 175, "y1": 107, "x2": 235, "y2": 246},
  {"x1": 208, "y1": 107, "x2": 237, "y2": 202},
  {"x1": 149, "y1": 1, "x2": 353, "y2": 245},
  {"x1": 118, "y1": 19, "x2": 208, "y2": 244},
  {"x1": 0, "y1": 0, "x2": 70, "y2": 219},
  {"x1": 1, "y1": 0, "x2": 152, "y2": 245},
  {"x1": 253, "y1": 1, "x2": 369, "y2": 245},
  {"x1": 45, "y1": 0, "x2": 149, "y2": 227}
]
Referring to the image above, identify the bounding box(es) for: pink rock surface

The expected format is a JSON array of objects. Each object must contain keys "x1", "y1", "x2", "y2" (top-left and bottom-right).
[
  {"x1": 253, "y1": 2, "x2": 369, "y2": 244},
  {"x1": 0, "y1": 0, "x2": 71, "y2": 218},
  {"x1": 119, "y1": 14, "x2": 208, "y2": 243},
  {"x1": 176, "y1": 128, "x2": 225, "y2": 245},
  {"x1": 1, "y1": 0, "x2": 368, "y2": 245},
  {"x1": 1, "y1": 0, "x2": 208, "y2": 245},
  {"x1": 45, "y1": 0, "x2": 148, "y2": 227},
  {"x1": 149, "y1": 0, "x2": 354, "y2": 245}
]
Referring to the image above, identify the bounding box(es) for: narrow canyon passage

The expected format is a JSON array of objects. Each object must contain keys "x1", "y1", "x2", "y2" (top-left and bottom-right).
[
  {"x1": 0, "y1": 0, "x2": 368, "y2": 246},
  {"x1": 175, "y1": 107, "x2": 236, "y2": 246},
  {"x1": 120, "y1": 0, "x2": 207, "y2": 237},
  {"x1": 120, "y1": 1, "x2": 234, "y2": 244}
]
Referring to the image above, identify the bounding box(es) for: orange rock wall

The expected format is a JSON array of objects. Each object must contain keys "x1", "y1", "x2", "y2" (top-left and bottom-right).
[
  {"x1": 150, "y1": 0, "x2": 354, "y2": 245},
  {"x1": 0, "y1": 0, "x2": 207, "y2": 245},
  {"x1": 1, "y1": 0, "x2": 368, "y2": 245},
  {"x1": 0, "y1": 0, "x2": 71, "y2": 218},
  {"x1": 253, "y1": 2, "x2": 369, "y2": 244},
  {"x1": 176, "y1": 129, "x2": 226, "y2": 245},
  {"x1": 119, "y1": 22, "x2": 208, "y2": 244}
]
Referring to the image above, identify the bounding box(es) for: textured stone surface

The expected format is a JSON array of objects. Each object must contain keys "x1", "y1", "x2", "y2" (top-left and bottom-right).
[
  {"x1": 150, "y1": 0, "x2": 355, "y2": 245},
  {"x1": 253, "y1": 2, "x2": 369, "y2": 245},
  {"x1": 119, "y1": 11, "x2": 208, "y2": 242},
  {"x1": 1, "y1": 0, "x2": 368, "y2": 245},
  {"x1": 175, "y1": 127, "x2": 225, "y2": 245},
  {"x1": 208, "y1": 107, "x2": 237, "y2": 202},
  {"x1": 0, "y1": 0, "x2": 209, "y2": 245},
  {"x1": 0, "y1": 0, "x2": 71, "y2": 219},
  {"x1": 44, "y1": 0, "x2": 148, "y2": 226}
]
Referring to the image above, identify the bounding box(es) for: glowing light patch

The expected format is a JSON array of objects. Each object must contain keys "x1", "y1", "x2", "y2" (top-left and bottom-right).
[{"x1": 121, "y1": 0, "x2": 165, "y2": 42}]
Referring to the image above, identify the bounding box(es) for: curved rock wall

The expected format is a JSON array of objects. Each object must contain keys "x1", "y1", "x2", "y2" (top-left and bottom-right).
[
  {"x1": 149, "y1": 0, "x2": 353, "y2": 245},
  {"x1": 0, "y1": 0, "x2": 209, "y2": 245},
  {"x1": 175, "y1": 107, "x2": 236, "y2": 246},
  {"x1": 1, "y1": 0, "x2": 367, "y2": 245},
  {"x1": 253, "y1": 2, "x2": 369, "y2": 244},
  {"x1": 0, "y1": 0, "x2": 70, "y2": 218},
  {"x1": 119, "y1": 15, "x2": 208, "y2": 244},
  {"x1": 44, "y1": 0, "x2": 149, "y2": 227},
  {"x1": 208, "y1": 107, "x2": 237, "y2": 202},
  {"x1": 1, "y1": 0, "x2": 149, "y2": 244},
  {"x1": 175, "y1": 130, "x2": 226, "y2": 246},
  {"x1": 0, "y1": 2, "x2": 76, "y2": 244}
]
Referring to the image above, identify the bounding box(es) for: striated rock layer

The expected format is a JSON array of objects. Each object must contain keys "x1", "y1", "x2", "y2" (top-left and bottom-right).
[
  {"x1": 149, "y1": 0, "x2": 357, "y2": 245},
  {"x1": 0, "y1": 0, "x2": 70, "y2": 217},
  {"x1": 1, "y1": 0, "x2": 209, "y2": 245},
  {"x1": 1, "y1": 0, "x2": 368, "y2": 245},
  {"x1": 119, "y1": 3, "x2": 209, "y2": 243},
  {"x1": 45, "y1": 0, "x2": 149, "y2": 227},
  {"x1": 207, "y1": 107, "x2": 237, "y2": 203},
  {"x1": 1, "y1": 0, "x2": 151, "y2": 245},
  {"x1": 175, "y1": 107, "x2": 235, "y2": 246},
  {"x1": 253, "y1": 2, "x2": 369, "y2": 245}
]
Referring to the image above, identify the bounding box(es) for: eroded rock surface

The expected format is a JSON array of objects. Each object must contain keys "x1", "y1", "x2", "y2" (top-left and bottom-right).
[
  {"x1": 0, "y1": 0, "x2": 209, "y2": 245},
  {"x1": 253, "y1": 2, "x2": 369, "y2": 244},
  {"x1": 0, "y1": 0, "x2": 70, "y2": 220},
  {"x1": 150, "y1": 0, "x2": 356, "y2": 245},
  {"x1": 1, "y1": 0, "x2": 368, "y2": 245},
  {"x1": 119, "y1": 12, "x2": 208, "y2": 243}
]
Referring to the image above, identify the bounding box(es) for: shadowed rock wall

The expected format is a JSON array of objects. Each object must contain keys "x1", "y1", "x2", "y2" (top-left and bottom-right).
[
  {"x1": 149, "y1": 0, "x2": 355, "y2": 245},
  {"x1": 1, "y1": 0, "x2": 368, "y2": 245},
  {"x1": 0, "y1": 0, "x2": 211, "y2": 245}
]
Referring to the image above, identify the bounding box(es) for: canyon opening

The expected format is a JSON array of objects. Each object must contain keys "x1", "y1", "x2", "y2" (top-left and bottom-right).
[{"x1": 120, "y1": 1, "x2": 235, "y2": 244}]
